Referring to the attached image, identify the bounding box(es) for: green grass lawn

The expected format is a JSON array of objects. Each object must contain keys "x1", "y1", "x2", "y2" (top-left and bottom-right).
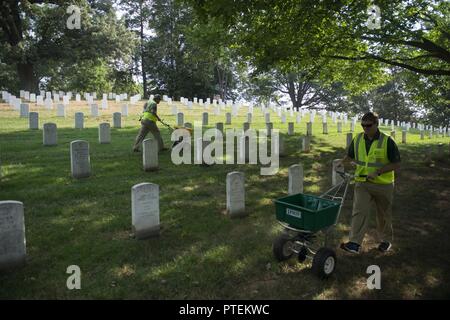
[{"x1": 1, "y1": 100, "x2": 449, "y2": 299}]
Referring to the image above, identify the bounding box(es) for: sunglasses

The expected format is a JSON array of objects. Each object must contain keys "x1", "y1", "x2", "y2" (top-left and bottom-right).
[{"x1": 361, "y1": 123, "x2": 373, "y2": 128}]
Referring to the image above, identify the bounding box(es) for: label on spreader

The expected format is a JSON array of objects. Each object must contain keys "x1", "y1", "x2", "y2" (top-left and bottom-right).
[{"x1": 286, "y1": 208, "x2": 302, "y2": 219}]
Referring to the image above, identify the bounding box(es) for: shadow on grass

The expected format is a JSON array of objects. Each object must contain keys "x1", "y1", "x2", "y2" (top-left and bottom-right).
[{"x1": 0, "y1": 127, "x2": 449, "y2": 299}]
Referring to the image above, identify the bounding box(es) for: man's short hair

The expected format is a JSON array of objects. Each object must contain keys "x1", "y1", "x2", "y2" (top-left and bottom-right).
[
  {"x1": 153, "y1": 94, "x2": 162, "y2": 101},
  {"x1": 361, "y1": 112, "x2": 379, "y2": 125}
]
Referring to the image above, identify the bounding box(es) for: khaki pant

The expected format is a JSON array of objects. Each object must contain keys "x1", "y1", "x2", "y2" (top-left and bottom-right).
[
  {"x1": 133, "y1": 119, "x2": 164, "y2": 151},
  {"x1": 349, "y1": 182, "x2": 394, "y2": 245}
]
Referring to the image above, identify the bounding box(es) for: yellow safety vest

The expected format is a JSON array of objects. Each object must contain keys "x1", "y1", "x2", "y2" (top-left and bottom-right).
[
  {"x1": 354, "y1": 132, "x2": 394, "y2": 184},
  {"x1": 142, "y1": 100, "x2": 158, "y2": 122}
]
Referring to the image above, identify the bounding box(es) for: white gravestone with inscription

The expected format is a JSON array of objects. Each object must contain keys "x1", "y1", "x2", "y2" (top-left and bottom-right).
[
  {"x1": 57, "y1": 104, "x2": 66, "y2": 117},
  {"x1": 70, "y1": 140, "x2": 91, "y2": 178},
  {"x1": 91, "y1": 104, "x2": 99, "y2": 117},
  {"x1": 43, "y1": 123, "x2": 57, "y2": 146},
  {"x1": 0, "y1": 201, "x2": 26, "y2": 270},
  {"x1": 20, "y1": 104, "x2": 29, "y2": 118},
  {"x1": 75, "y1": 112, "x2": 84, "y2": 129},
  {"x1": 131, "y1": 183, "x2": 160, "y2": 239},
  {"x1": 143, "y1": 138, "x2": 159, "y2": 171},
  {"x1": 121, "y1": 104, "x2": 128, "y2": 117},
  {"x1": 177, "y1": 113, "x2": 184, "y2": 126},
  {"x1": 202, "y1": 112, "x2": 209, "y2": 126},
  {"x1": 29, "y1": 112, "x2": 39, "y2": 130},
  {"x1": 226, "y1": 113, "x2": 232, "y2": 125},
  {"x1": 99, "y1": 123, "x2": 111, "y2": 144},
  {"x1": 289, "y1": 164, "x2": 304, "y2": 195},
  {"x1": 226, "y1": 172, "x2": 246, "y2": 217},
  {"x1": 113, "y1": 112, "x2": 122, "y2": 128}
]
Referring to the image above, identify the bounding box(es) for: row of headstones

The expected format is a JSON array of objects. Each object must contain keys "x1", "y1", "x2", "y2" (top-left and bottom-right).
[
  {"x1": 4, "y1": 90, "x2": 448, "y2": 133},
  {"x1": 178, "y1": 115, "x2": 364, "y2": 139},
  {"x1": 24, "y1": 112, "x2": 124, "y2": 131},
  {"x1": 17, "y1": 90, "x2": 129, "y2": 102},
  {"x1": 39, "y1": 122, "x2": 114, "y2": 146},
  {"x1": 69, "y1": 138, "x2": 160, "y2": 177},
  {"x1": 18, "y1": 103, "x2": 129, "y2": 119},
  {"x1": 2, "y1": 91, "x2": 139, "y2": 109},
  {"x1": 379, "y1": 118, "x2": 449, "y2": 134},
  {"x1": 179, "y1": 112, "x2": 450, "y2": 141},
  {"x1": 17, "y1": 101, "x2": 130, "y2": 115},
  {"x1": 172, "y1": 99, "x2": 449, "y2": 136},
  {"x1": 0, "y1": 161, "x2": 329, "y2": 269}
]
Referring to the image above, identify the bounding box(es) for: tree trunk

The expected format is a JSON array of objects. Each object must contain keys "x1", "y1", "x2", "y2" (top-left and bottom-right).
[
  {"x1": 17, "y1": 62, "x2": 38, "y2": 92},
  {"x1": 139, "y1": 1, "x2": 148, "y2": 99},
  {"x1": 287, "y1": 79, "x2": 300, "y2": 111}
]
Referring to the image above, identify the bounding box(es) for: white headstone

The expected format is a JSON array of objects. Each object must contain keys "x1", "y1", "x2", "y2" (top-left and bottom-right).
[
  {"x1": 306, "y1": 122, "x2": 312, "y2": 136},
  {"x1": 44, "y1": 98, "x2": 53, "y2": 109},
  {"x1": 0, "y1": 201, "x2": 26, "y2": 270},
  {"x1": 20, "y1": 104, "x2": 29, "y2": 118},
  {"x1": 30, "y1": 94, "x2": 36, "y2": 102},
  {"x1": 121, "y1": 104, "x2": 129, "y2": 116},
  {"x1": 75, "y1": 112, "x2": 84, "y2": 129},
  {"x1": 177, "y1": 113, "x2": 184, "y2": 126},
  {"x1": 99, "y1": 123, "x2": 111, "y2": 144},
  {"x1": 288, "y1": 122, "x2": 294, "y2": 135},
  {"x1": 288, "y1": 164, "x2": 303, "y2": 195},
  {"x1": 43, "y1": 123, "x2": 57, "y2": 146},
  {"x1": 91, "y1": 104, "x2": 99, "y2": 117},
  {"x1": 247, "y1": 113, "x2": 252, "y2": 124},
  {"x1": 143, "y1": 139, "x2": 159, "y2": 171},
  {"x1": 75, "y1": 94, "x2": 81, "y2": 102},
  {"x1": 70, "y1": 140, "x2": 91, "y2": 179},
  {"x1": 56, "y1": 104, "x2": 66, "y2": 117},
  {"x1": 332, "y1": 159, "x2": 344, "y2": 186},
  {"x1": 226, "y1": 113, "x2": 232, "y2": 125},
  {"x1": 131, "y1": 183, "x2": 160, "y2": 239},
  {"x1": 226, "y1": 172, "x2": 245, "y2": 216},
  {"x1": 301, "y1": 136, "x2": 310, "y2": 152},
  {"x1": 29, "y1": 112, "x2": 39, "y2": 130},
  {"x1": 113, "y1": 112, "x2": 122, "y2": 128}
]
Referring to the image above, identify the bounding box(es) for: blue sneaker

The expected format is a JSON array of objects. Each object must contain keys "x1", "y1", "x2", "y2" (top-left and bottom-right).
[{"x1": 340, "y1": 242, "x2": 360, "y2": 254}]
